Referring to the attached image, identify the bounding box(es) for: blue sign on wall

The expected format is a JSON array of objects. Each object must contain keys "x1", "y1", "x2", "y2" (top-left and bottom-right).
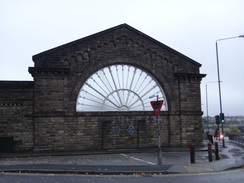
[
  {"x1": 127, "y1": 126, "x2": 135, "y2": 135},
  {"x1": 114, "y1": 126, "x2": 121, "y2": 133}
]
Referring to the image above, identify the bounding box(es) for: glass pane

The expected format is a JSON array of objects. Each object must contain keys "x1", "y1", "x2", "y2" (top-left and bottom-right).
[{"x1": 76, "y1": 64, "x2": 168, "y2": 111}]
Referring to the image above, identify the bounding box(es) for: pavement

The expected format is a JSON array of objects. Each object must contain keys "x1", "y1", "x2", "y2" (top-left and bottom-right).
[{"x1": 0, "y1": 138, "x2": 243, "y2": 175}]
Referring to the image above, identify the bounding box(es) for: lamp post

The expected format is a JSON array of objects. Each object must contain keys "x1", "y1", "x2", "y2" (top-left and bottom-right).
[
  {"x1": 215, "y1": 35, "x2": 244, "y2": 147},
  {"x1": 205, "y1": 81, "x2": 219, "y2": 132}
]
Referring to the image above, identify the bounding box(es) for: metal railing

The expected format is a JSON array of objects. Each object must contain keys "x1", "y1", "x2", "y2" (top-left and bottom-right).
[{"x1": 229, "y1": 135, "x2": 244, "y2": 146}]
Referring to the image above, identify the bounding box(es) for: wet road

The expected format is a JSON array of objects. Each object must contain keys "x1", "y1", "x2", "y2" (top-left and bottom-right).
[{"x1": 0, "y1": 168, "x2": 243, "y2": 183}]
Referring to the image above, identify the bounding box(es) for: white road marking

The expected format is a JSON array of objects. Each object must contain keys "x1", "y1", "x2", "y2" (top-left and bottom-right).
[{"x1": 120, "y1": 154, "x2": 156, "y2": 165}]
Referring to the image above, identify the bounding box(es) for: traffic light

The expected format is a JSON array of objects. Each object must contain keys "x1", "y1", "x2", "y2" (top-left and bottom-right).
[
  {"x1": 220, "y1": 113, "x2": 225, "y2": 123},
  {"x1": 215, "y1": 115, "x2": 220, "y2": 124}
]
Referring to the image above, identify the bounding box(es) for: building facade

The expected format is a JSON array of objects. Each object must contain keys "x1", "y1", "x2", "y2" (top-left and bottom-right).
[{"x1": 0, "y1": 24, "x2": 206, "y2": 152}]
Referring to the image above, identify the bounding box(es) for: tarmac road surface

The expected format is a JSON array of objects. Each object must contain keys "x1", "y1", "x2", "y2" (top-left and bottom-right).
[{"x1": 0, "y1": 168, "x2": 243, "y2": 183}]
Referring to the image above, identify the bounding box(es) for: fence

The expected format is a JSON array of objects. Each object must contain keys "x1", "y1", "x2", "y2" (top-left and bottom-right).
[{"x1": 229, "y1": 135, "x2": 244, "y2": 146}]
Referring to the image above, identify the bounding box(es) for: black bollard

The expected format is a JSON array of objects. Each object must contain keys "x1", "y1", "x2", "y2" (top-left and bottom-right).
[
  {"x1": 208, "y1": 143, "x2": 213, "y2": 162},
  {"x1": 189, "y1": 144, "x2": 195, "y2": 163},
  {"x1": 215, "y1": 142, "x2": 220, "y2": 160}
]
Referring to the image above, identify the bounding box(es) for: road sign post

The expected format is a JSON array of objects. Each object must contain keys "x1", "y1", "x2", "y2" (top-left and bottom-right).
[{"x1": 150, "y1": 100, "x2": 164, "y2": 165}]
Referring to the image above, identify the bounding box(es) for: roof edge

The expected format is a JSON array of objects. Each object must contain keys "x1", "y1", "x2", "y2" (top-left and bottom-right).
[
  {"x1": 32, "y1": 23, "x2": 202, "y2": 67},
  {"x1": 32, "y1": 24, "x2": 128, "y2": 60}
]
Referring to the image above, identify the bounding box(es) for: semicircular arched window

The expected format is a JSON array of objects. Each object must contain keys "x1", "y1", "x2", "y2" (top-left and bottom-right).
[{"x1": 76, "y1": 64, "x2": 168, "y2": 112}]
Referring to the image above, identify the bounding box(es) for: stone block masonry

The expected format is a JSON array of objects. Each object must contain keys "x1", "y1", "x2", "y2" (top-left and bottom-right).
[
  {"x1": 0, "y1": 81, "x2": 34, "y2": 151},
  {"x1": 0, "y1": 24, "x2": 205, "y2": 152}
]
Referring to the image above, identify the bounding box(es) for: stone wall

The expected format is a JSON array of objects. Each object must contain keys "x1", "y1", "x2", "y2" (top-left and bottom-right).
[
  {"x1": 0, "y1": 81, "x2": 34, "y2": 151},
  {"x1": 1, "y1": 24, "x2": 205, "y2": 152},
  {"x1": 32, "y1": 112, "x2": 170, "y2": 151}
]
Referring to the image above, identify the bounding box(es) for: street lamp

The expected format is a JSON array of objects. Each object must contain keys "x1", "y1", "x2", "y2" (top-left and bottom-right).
[
  {"x1": 215, "y1": 34, "x2": 244, "y2": 147},
  {"x1": 205, "y1": 81, "x2": 219, "y2": 132}
]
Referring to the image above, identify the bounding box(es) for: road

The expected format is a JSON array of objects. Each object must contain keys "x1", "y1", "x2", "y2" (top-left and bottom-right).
[
  {"x1": 0, "y1": 168, "x2": 243, "y2": 183},
  {"x1": 0, "y1": 151, "x2": 210, "y2": 166}
]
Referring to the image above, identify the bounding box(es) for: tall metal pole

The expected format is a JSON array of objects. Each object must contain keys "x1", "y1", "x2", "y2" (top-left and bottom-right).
[
  {"x1": 205, "y1": 84, "x2": 209, "y2": 132},
  {"x1": 215, "y1": 35, "x2": 244, "y2": 147},
  {"x1": 216, "y1": 41, "x2": 225, "y2": 147},
  {"x1": 156, "y1": 95, "x2": 163, "y2": 165},
  {"x1": 205, "y1": 81, "x2": 219, "y2": 132}
]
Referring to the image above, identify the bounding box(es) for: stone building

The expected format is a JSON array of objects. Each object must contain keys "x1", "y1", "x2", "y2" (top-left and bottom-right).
[{"x1": 0, "y1": 24, "x2": 206, "y2": 152}]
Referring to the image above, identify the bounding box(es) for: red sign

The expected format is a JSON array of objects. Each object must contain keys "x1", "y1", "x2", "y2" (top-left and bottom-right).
[{"x1": 150, "y1": 100, "x2": 164, "y2": 117}]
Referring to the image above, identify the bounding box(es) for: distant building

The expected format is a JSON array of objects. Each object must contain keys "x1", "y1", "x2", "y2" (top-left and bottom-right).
[{"x1": 0, "y1": 24, "x2": 206, "y2": 152}]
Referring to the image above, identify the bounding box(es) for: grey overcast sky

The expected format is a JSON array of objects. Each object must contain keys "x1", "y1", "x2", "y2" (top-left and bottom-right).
[{"x1": 1, "y1": 0, "x2": 244, "y2": 117}]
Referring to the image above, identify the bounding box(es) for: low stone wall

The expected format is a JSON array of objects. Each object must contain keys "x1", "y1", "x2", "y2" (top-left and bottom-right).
[{"x1": 0, "y1": 81, "x2": 34, "y2": 151}]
